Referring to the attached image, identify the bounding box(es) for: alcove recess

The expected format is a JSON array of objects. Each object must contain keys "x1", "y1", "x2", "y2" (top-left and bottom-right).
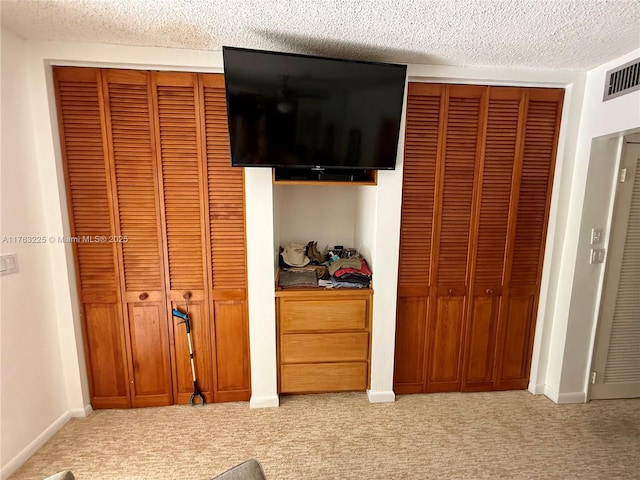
[
  {"x1": 273, "y1": 167, "x2": 377, "y2": 185},
  {"x1": 272, "y1": 182, "x2": 378, "y2": 394},
  {"x1": 272, "y1": 183, "x2": 377, "y2": 270}
]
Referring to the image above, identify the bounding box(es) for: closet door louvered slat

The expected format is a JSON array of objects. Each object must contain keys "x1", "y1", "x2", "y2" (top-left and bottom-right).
[
  {"x1": 152, "y1": 72, "x2": 213, "y2": 404},
  {"x1": 54, "y1": 67, "x2": 130, "y2": 408},
  {"x1": 200, "y1": 74, "x2": 251, "y2": 401},
  {"x1": 102, "y1": 69, "x2": 173, "y2": 407},
  {"x1": 497, "y1": 88, "x2": 563, "y2": 389},
  {"x1": 394, "y1": 84, "x2": 442, "y2": 393},
  {"x1": 427, "y1": 85, "x2": 486, "y2": 392}
]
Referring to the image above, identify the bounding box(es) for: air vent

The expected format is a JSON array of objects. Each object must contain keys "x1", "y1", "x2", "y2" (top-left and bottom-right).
[{"x1": 603, "y1": 58, "x2": 640, "y2": 101}]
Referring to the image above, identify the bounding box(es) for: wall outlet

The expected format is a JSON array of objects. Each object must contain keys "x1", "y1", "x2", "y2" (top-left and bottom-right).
[
  {"x1": 590, "y1": 248, "x2": 606, "y2": 264},
  {"x1": 0, "y1": 253, "x2": 19, "y2": 275},
  {"x1": 590, "y1": 228, "x2": 602, "y2": 245}
]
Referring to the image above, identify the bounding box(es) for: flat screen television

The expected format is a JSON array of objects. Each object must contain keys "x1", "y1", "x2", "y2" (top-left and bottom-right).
[{"x1": 222, "y1": 46, "x2": 407, "y2": 172}]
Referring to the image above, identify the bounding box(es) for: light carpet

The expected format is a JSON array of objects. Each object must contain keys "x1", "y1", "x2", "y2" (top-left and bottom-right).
[{"x1": 9, "y1": 391, "x2": 640, "y2": 479}]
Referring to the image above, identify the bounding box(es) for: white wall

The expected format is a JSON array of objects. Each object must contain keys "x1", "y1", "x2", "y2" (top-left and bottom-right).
[
  {"x1": 274, "y1": 185, "x2": 357, "y2": 251},
  {"x1": 244, "y1": 169, "x2": 278, "y2": 408},
  {"x1": 0, "y1": 29, "x2": 77, "y2": 478},
  {"x1": 541, "y1": 49, "x2": 640, "y2": 403}
]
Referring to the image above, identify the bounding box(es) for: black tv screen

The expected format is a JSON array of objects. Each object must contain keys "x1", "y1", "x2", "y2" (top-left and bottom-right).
[{"x1": 222, "y1": 47, "x2": 407, "y2": 170}]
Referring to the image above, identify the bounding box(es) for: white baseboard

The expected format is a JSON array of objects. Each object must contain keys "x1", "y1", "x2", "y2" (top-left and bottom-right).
[
  {"x1": 528, "y1": 382, "x2": 546, "y2": 395},
  {"x1": 1, "y1": 411, "x2": 71, "y2": 480},
  {"x1": 366, "y1": 389, "x2": 396, "y2": 403},
  {"x1": 543, "y1": 385, "x2": 586, "y2": 404},
  {"x1": 556, "y1": 391, "x2": 587, "y2": 404},
  {"x1": 249, "y1": 394, "x2": 279, "y2": 409},
  {"x1": 69, "y1": 404, "x2": 92, "y2": 417}
]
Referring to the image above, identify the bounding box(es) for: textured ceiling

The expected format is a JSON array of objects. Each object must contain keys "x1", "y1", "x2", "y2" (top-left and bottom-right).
[{"x1": 1, "y1": 0, "x2": 639, "y2": 70}]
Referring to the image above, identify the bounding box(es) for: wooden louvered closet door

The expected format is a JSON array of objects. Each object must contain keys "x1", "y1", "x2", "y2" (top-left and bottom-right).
[
  {"x1": 54, "y1": 67, "x2": 130, "y2": 408},
  {"x1": 102, "y1": 69, "x2": 173, "y2": 407},
  {"x1": 393, "y1": 83, "x2": 441, "y2": 393},
  {"x1": 200, "y1": 74, "x2": 251, "y2": 401},
  {"x1": 496, "y1": 88, "x2": 563, "y2": 389},
  {"x1": 428, "y1": 85, "x2": 486, "y2": 392},
  {"x1": 461, "y1": 87, "x2": 523, "y2": 391},
  {"x1": 394, "y1": 83, "x2": 563, "y2": 394},
  {"x1": 152, "y1": 72, "x2": 214, "y2": 404},
  {"x1": 56, "y1": 67, "x2": 251, "y2": 408}
]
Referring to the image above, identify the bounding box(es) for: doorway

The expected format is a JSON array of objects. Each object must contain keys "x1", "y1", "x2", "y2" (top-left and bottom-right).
[{"x1": 590, "y1": 136, "x2": 640, "y2": 400}]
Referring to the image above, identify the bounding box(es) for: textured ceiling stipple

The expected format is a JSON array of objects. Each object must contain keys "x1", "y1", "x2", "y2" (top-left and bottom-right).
[{"x1": 1, "y1": 0, "x2": 639, "y2": 70}]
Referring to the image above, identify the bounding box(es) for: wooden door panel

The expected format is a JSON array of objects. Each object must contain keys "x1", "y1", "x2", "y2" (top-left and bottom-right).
[
  {"x1": 463, "y1": 295, "x2": 500, "y2": 388},
  {"x1": 474, "y1": 89, "x2": 521, "y2": 286},
  {"x1": 54, "y1": 67, "x2": 127, "y2": 408},
  {"x1": 54, "y1": 67, "x2": 118, "y2": 297},
  {"x1": 200, "y1": 74, "x2": 248, "y2": 291},
  {"x1": 153, "y1": 72, "x2": 207, "y2": 292},
  {"x1": 436, "y1": 86, "x2": 484, "y2": 286},
  {"x1": 428, "y1": 295, "x2": 465, "y2": 391},
  {"x1": 393, "y1": 296, "x2": 428, "y2": 391},
  {"x1": 127, "y1": 302, "x2": 173, "y2": 406},
  {"x1": 510, "y1": 90, "x2": 563, "y2": 287},
  {"x1": 463, "y1": 88, "x2": 522, "y2": 392},
  {"x1": 212, "y1": 299, "x2": 251, "y2": 401},
  {"x1": 396, "y1": 83, "x2": 562, "y2": 395},
  {"x1": 498, "y1": 294, "x2": 535, "y2": 386},
  {"x1": 83, "y1": 304, "x2": 130, "y2": 408},
  {"x1": 426, "y1": 86, "x2": 485, "y2": 392},
  {"x1": 398, "y1": 84, "x2": 441, "y2": 290},
  {"x1": 200, "y1": 74, "x2": 251, "y2": 401},
  {"x1": 103, "y1": 70, "x2": 173, "y2": 407},
  {"x1": 103, "y1": 69, "x2": 165, "y2": 294},
  {"x1": 171, "y1": 297, "x2": 213, "y2": 404},
  {"x1": 153, "y1": 72, "x2": 215, "y2": 403}
]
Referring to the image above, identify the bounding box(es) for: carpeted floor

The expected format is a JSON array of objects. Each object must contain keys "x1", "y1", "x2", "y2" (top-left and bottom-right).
[{"x1": 9, "y1": 391, "x2": 640, "y2": 480}]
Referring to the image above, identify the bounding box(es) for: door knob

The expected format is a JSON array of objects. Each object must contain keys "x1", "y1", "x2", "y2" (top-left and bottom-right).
[
  {"x1": 448, "y1": 288, "x2": 454, "y2": 295},
  {"x1": 485, "y1": 288, "x2": 493, "y2": 295},
  {"x1": 139, "y1": 292, "x2": 149, "y2": 301}
]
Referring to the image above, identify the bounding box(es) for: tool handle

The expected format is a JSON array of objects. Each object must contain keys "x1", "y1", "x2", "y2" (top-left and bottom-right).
[{"x1": 172, "y1": 309, "x2": 191, "y2": 333}]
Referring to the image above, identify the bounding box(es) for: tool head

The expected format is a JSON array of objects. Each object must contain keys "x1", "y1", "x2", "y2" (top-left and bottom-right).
[{"x1": 172, "y1": 309, "x2": 188, "y2": 320}]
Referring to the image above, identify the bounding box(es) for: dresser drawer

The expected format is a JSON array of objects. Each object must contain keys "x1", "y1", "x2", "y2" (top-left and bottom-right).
[
  {"x1": 281, "y1": 362, "x2": 368, "y2": 393},
  {"x1": 279, "y1": 298, "x2": 368, "y2": 331},
  {"x1": 281, "y1": 332, "x2": 369, "y2": 363}
]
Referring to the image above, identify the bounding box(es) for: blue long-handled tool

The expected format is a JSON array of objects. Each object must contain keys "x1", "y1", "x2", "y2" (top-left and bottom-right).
[{"x1": 172, "y1": 292, "x2": 205, "y2": 406}]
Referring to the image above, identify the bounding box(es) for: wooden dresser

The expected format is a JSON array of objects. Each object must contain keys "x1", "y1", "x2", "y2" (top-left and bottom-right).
[{"x1": 276, "y1": 288, "x2": 372, "y2": 393}]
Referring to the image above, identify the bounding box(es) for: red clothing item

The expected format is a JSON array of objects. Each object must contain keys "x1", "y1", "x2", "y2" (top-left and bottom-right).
[{"x1": 334, "y1": 259, "x2": 372, "y2": 278}]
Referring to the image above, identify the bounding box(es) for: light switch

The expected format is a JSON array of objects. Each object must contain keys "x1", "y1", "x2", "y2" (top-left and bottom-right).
[
  {"x1": 0, "y1": 253, "x2": 18, "y2": 275},
  {"x1": 590, "y1": 248, "x2": 606, "y2": 264},
  {"x1": 591, "y1": 228, "x2": 602, "y2": 245}
]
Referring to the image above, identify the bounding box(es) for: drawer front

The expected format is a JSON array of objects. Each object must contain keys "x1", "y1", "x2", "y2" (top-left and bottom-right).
[
  {"x1": 281, "y1": 332, "x2": 369, "y2": 363},
  {"x1": 280, "y1": 298, "x2": 368, "y2": 331},
  {"x1": 281, "y1": 362, "x2": 367, "y2": 393}
]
